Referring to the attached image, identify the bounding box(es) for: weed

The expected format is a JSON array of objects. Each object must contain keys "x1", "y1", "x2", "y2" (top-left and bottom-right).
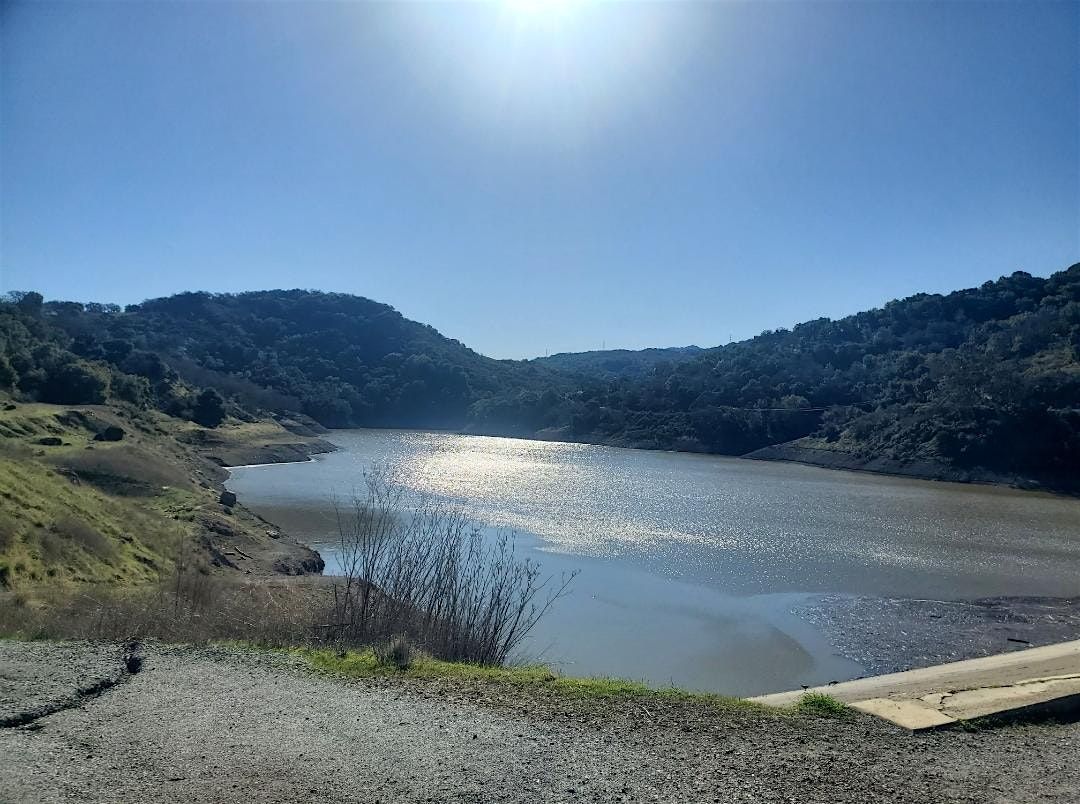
[
  {"x1": 795, "y1": 692, "x2": 850, "y2": 718},
  {"x1": 373, "y1": 634, "x2": 415, "y2": 670}
]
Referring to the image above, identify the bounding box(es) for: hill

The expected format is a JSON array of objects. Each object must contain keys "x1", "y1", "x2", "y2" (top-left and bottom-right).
[
  {"x1": 2, "y1": 263, "x2": 1078, "y2": 490},
  {"x1": 541, "y1": 265, "x2": 1080, "y2": 487},
  {"x1": 533, "y1": 346, "x2": 705, "y2": 379},
  {"x1": 0, "y1": 401, "x2": 324, "y2": 589}
]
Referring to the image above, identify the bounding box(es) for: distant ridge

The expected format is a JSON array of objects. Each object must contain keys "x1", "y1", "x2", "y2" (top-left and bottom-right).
[
  {"x1": 2, "y1": 263, "x2": 1078, "y2": 489},
  {"x1": 533, "y1": 346, "x2": 705, "y2": 379}
]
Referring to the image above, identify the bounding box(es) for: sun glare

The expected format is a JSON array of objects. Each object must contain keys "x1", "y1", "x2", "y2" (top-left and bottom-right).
[
  {"x1": 386, "y1": 0, "x2": 691, "y2": 147},
  {"x1": 504, "y1": 0, "x2": 578, "y2": 14},
  {"x1": 502, "y1": 0, "x2": 582, "y2": 24}
]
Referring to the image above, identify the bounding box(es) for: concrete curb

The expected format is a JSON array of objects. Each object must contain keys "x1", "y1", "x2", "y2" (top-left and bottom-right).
[{"x1": 751, "y1": 640, "x2": 1080, "y2": 730}]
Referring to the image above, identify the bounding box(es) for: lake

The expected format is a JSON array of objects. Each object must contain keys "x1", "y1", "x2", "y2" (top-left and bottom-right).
[{"x1": 226, "y1": 429, "x2": 1080, "y2": 695}]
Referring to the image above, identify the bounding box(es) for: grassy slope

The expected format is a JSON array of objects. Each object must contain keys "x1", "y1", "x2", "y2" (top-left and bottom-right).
[{"x1": 0, "y1": 401, "x2": 324, "y2": 589}]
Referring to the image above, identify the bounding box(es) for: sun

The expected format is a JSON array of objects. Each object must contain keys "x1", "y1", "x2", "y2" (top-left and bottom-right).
[{"x1": 502, "y1": 0, "x2": 583, "y2": 23}]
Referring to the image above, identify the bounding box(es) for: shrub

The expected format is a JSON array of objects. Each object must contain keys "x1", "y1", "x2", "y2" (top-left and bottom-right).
[
  {"x1": 374, "y1": 635, "x2": 414, "y2": 671},
  {"x1": 37, "y1": 530, "x2": 67, "y2": 564},
  {"x1": 192, "y1": 388, "x2": 226, "y2": 428},
  {"x1": 0, "y1": 512, "x2": 17, "y2": 552},
  {"x1": 0, "y1": 354, "x2": 17, "y2": 388},
  {"x1": 796, "y1": 692, "x2": 850, "y2": 718},
  {"x1": 329, "y1": 468, "x2": 577, "y2": 666},
  {"x1": 40, "y1": 360, "x2": 109, "y2": 404},
  {"x1": 111, "y1": 372, "x2": 151, "y2": 406}
]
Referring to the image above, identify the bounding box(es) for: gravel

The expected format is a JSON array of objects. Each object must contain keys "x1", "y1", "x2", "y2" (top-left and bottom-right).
[
  {"x1": 0, "y1": 641, "x2": 128, "y2": 726},
  {"x1": 1, "y1": 640, "x2": 1078, "y2": 803}
]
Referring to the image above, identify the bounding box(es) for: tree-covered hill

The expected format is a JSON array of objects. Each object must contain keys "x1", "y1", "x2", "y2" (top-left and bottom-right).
[
  {"x1": 534, "y1": 265, "x2": 1080, "y2": 485},
  {"x1": 2, "y1": 263, "x2": 1078, "y2": 488},
  {"x1": 533, "y1": 346, "x2": 705, "y2": 379},
  {"x1": 0, "y1": 289, "x2": 573, "y2": 432}
]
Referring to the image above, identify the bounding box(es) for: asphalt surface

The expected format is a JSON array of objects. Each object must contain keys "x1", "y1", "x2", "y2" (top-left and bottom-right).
[{"x1": 1, "y1": 640, "x2": 1078, "y2": 803}]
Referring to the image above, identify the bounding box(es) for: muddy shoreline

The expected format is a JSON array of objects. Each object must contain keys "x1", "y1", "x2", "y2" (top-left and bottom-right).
[
  {"x1": 744, "y1": 442, "x2": 1078, "y2": 494},
  {"x1": 797, "y1": 595, "x2": 1080, "y2": 676}
]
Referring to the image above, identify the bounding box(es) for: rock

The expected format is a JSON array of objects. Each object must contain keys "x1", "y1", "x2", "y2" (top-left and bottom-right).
[
  {"x1": 219, "y1": 490, "x2": 237, "y2": 507},
  {"x1": 3, "y1": 403, "x2": 15, "y2": 411},
  {"x1": 93, "y1": 425, "x2": 125, "y2": 442},
  {"x1": 35, "y1": 436, "x2": 63, "y2": 446},
  {"x1": 272, "y1": 552, "x2": 325, "y2": 576}
]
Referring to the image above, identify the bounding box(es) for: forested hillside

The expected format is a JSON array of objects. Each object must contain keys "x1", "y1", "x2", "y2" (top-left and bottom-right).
[
  {"x1": 2, "y1": 264, "x2": 1078, "y2": 488},
  {"x1": 534, "y1": 346, "x2": 704, "y2": 379},
  {"x1": 525, "y1": 265, "x2": 1080, "y2": 484},
  {"x1": 0, "y1": 290, "x2": 572, "y2": 432}
]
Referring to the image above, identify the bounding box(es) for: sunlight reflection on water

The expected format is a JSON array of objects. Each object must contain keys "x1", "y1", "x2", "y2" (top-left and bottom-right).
[
  {"x1": 230, "y1": 428, "x2": 1080, "y2": 597},
  {"x1": 226, "y1": 429, "x2": 1080, "y2": 693}
]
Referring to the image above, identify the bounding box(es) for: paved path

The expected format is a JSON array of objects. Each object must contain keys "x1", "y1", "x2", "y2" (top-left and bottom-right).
[
  {"x1": 2, "y1": 641, "x2": 1079, "y2": 803},
  {"x1": 753, "y1": 640, "x2": 1080, "y2": 730}
]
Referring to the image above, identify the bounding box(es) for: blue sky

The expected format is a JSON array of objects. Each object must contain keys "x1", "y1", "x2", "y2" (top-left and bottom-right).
[{"x1": 2, "y1": 1, "x2": 1077, "y2": 359}]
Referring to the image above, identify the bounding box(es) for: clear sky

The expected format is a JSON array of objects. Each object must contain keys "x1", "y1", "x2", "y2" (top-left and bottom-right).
[{"x1": 1, "y1": 1, "x2": 1077, "y2": 359}]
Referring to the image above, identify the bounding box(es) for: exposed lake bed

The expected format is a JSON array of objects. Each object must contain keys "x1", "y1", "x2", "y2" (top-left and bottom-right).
[{"x1": 226, "y1": 429, "x2": 1080, "y2": 696}]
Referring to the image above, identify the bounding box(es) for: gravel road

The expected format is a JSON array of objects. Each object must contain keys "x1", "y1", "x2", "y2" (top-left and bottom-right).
[{"x1": 1, "y1": 640, "x2": 1078, "y2": 803}]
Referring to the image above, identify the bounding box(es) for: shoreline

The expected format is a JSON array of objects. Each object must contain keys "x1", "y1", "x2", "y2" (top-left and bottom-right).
[
  {"x1": 317, "y1": 423, "x2": 1076, "y2": 496},
  {"x1": 795, "y1": 595, "x2": 1080, "y2": 677},
  {"x1": 743, "y1": 442, "x2": 1078, "y2": 496},
  {"x1": 225, "y1": 432, "x2": 1080, "y2": 689}
]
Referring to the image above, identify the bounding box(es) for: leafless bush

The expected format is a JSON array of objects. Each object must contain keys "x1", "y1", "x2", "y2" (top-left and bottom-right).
[{"x1": 328, "y1": 468, "x2": 576, "y2": 666}]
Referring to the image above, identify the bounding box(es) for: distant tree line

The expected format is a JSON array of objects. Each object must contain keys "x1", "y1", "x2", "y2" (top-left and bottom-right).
[{"x1": 1, "y1": 264, "x2": 1077, "y2": 482}]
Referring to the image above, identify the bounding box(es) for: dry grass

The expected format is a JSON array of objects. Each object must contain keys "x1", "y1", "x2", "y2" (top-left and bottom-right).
[
  {"x1": 373, "y1": 634, "x2": 415, "y2": 670},
  {"x1": 54, "y1": 445, "x2": 190, "y2": 496},
  {"x1": 0, "y1": 569, "x2": 333, "y2": 647},
  {"x1": 50, "y1": 516, "x2": 118, "y2": 562}
]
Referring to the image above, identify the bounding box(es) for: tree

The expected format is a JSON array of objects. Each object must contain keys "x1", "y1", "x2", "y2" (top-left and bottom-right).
[
  {"x1": 0, "y1": 355, "x2": 17, "y2": 388},
  {"x1": 192, "y1": 388, "x2": 226, "y2": 428},
  {"x1": 40, "y1": 361, "x2": 108, "y2": 404}
]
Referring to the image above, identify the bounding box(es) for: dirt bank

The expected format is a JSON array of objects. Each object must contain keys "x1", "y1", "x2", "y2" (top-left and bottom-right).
[
  {"x1": 2, "y1": 640, "x2": 1078, "y2": 803},
  {"x1": 743, "y1": 441, "x2": 1056, "y2": 489}
]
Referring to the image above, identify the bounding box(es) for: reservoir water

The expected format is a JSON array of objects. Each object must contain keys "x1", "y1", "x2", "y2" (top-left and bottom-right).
[{"x1": 226, "y1": 429, "x2": 1080, "y2": 695}]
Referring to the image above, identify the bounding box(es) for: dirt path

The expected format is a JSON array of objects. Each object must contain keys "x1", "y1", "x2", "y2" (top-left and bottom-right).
[{"x1": 1, "y1": 641, "x2": 1078, "y2": 803}]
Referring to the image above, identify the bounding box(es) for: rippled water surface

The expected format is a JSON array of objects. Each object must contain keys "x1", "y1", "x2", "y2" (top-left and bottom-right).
[{"x1": 227, "y1": 429, "x2": 1080, "y2": 694}]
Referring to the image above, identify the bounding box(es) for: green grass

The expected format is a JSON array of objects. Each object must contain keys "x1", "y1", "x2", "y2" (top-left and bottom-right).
[
  {"x1": 0, "y1": 454, "x2": 184, "y2": 585},
  {"x1": 0, "y1": 404, "x2": 201, "y2": 587},
  {"x1": 296, "y1": 646, "x2": 774, "y2": 713},
  {"x1": 795, "y1": 691, "x2": 851, "y2": 718}
]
